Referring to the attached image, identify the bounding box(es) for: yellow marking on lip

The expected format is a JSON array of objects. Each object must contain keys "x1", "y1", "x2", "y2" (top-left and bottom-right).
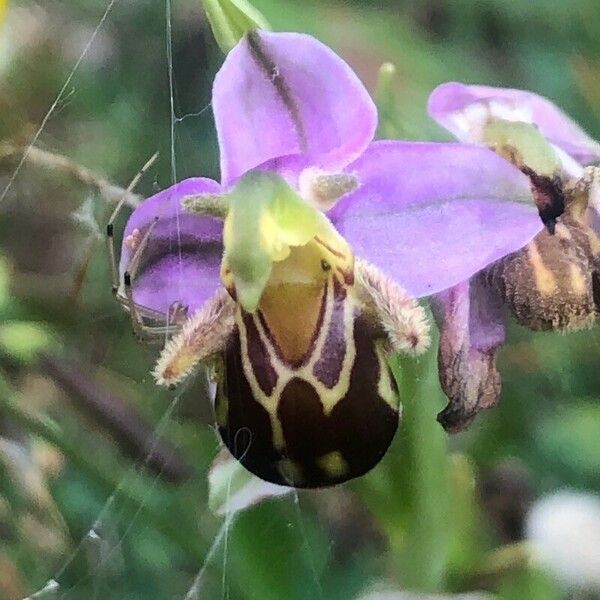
[
  {"x1": 308, "y1": 284, "x2": 357, "y2": 416},
  {"x1": 528, "y1": 240, "x2": 557, "y2": 295},
  {"x1": 259, "y1": 282, "x2": 324, "y2": 364},
  {"x1": 317, "y1": 451, "x2": 349, "y2": 478},
  {"x1": 270, "y1": 420, "x2": 285, "y2": 451},
  {"x1": 235, "y1": 252, "x2": 359, "y2": 452},
  {"x1": 569, "y1": 263, "x2": 587, "y2": 296}
]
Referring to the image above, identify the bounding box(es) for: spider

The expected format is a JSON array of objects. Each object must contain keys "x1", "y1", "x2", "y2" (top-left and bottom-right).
[{"x1": 105, "y1": 153, "x2": 191, "y2": 344}]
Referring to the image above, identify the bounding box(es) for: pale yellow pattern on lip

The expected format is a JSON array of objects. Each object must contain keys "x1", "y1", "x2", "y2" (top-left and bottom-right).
[
  {"x1": 374, "y1": 340, "x2": 401, "y2": 411},
  {"x1": 237, "y1": 279, "x2": 359, "y2": 450},
  {"x1": 259, "y1": 283, "x2": 324, "y2": 364},
  {"x1": 317, "y1": 451, "x2": 349, "y2": 478},
  {"x1": 569, "y1": 263, "x2": 587, "y2": 296},
  {"x1": 528, "y1": 240, "x2": 557, "y2": 295},
  {"x1": 277, "y1": 458, "x2": 304, "y2": 486}
]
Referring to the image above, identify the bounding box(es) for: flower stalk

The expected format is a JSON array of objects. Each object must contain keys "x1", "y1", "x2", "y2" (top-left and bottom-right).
[
  {"x1": 393, "y1": 327, "x2": 450, "y2": 591},
  {"x1": 200, "y1": 0, "x2": 270, "y2": 53}
]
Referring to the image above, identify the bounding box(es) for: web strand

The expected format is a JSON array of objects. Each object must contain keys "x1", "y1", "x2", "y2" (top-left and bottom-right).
[
  {"x1": 24, "y1": 391, "x2": 185, "y2": 598},
  {"x1": 182, "y1": 520, "x2": 230, "y2": 600},
  {"x1": 165, "y1": 0, "x2": 185, "y2": 340},
  {"x1": 5, "y1": 2, "x2": 232, "y2": 598},
  {"x1": 0, "y1": 0, "x2": 120, "y2": 205},
  {"x1": 293, "y1": 490, "x2": 326, "y2": 600}
]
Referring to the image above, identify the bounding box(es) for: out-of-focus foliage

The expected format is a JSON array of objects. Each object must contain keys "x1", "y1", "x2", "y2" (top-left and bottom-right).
[{"x1": 0, "y1": 1, "x2": 599, "y2": 599}]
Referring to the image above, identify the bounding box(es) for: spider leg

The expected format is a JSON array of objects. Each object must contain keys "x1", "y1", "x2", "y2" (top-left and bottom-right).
[
  {"x1": 102, "y1": 153, "x2": 173, "y2": 341},
  {"x1": 112, "y1": 290, "x2": 187, "y2": 344},
  {"x1": 118, "y1": 216, "x2": 167, "y2": 342},
  {"x1": 153, "y1": 288, "x2": 235, "y2": 388},
  {"x1": 0, "y1": 142, "x2": 142, "y2": 207},
  {"x1": 106, "y1": 151, "x2": 159, "y2": 292},
  {"x1": 114, "y1": 313, "x2": 184, "y2": 345},
  {"x1": 355, "y1": 258, "x2": 430, "y2": 356}
]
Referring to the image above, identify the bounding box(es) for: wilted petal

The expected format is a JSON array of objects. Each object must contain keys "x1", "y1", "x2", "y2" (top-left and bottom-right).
[
  {"x1": 208, "y1": 448, "x2": 292, "y2": 516},
  {"x1": 432, "y1": 277, "x2": 505, "y2": 432},
  {"x1": 119, "y1": 178, "x2": 223, "y2": 316},
  {"x1": 428, "y1": 82, "x2": 600, "y2": 165},
  {"x1": 213, "y1": 30, "x2": 377, "y2": 185},
  {"x1": 329, "y1": 141, "x2": 542, "y2": 298}
]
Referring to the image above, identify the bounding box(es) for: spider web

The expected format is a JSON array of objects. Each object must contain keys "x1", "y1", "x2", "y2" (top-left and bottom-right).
[{"x1": 10, "y1": 2, "x2": 333, "y2": 598}]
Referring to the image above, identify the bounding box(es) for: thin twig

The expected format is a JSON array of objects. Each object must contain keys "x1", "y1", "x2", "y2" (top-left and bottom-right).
[{"x1": 0, "y1": 142, "x2": 142, "y2": 208}]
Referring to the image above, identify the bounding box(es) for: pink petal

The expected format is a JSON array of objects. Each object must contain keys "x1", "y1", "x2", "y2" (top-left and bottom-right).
[
  {"x1": 119, "y1": 178, "x2": 223, "y2": 316},
  {"x1": 329, "y1": 141, "x2": 542, "y2": 298},
  {"x1": 213, "y1": 30, "x2": 377, "y2": 185}
]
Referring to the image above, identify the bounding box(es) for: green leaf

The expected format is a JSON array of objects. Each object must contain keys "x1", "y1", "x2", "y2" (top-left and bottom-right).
[{"x1": 226, "y1": 499, "x2": 328, "y2": 600}]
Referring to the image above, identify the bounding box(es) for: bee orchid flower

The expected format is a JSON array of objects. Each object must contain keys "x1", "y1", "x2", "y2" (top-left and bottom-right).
[
  {"x1": 117, "y1": 32, "x2": 542, "y2": 486},
  {"x1": 428, "y1": 82, "x2": 600, "y2": 431}
]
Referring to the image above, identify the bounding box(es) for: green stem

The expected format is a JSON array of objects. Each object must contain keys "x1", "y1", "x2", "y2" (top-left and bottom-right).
[
  {"x1": 375, "y1": 62, "x2": 410, "y2": 140},
  {"x1": 200, "y1": 0, "x2": 238, "y2": 53},
  {"x1": 395, "y1": 343, "x2": 450, "y2": 592}
]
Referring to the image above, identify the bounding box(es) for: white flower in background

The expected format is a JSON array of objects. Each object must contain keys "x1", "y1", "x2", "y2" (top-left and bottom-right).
[
  {"x1": 525, "y1": 490, "x2": 600, "y2": 592},
  {"x1": 357, "y1": 590, "x2": 491, "y2": 600}
]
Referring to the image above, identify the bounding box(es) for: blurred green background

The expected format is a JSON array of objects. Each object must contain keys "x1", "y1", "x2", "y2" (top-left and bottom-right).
[{"x1": 0, "y1": 1, "x2": 599, "y2": 598}]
